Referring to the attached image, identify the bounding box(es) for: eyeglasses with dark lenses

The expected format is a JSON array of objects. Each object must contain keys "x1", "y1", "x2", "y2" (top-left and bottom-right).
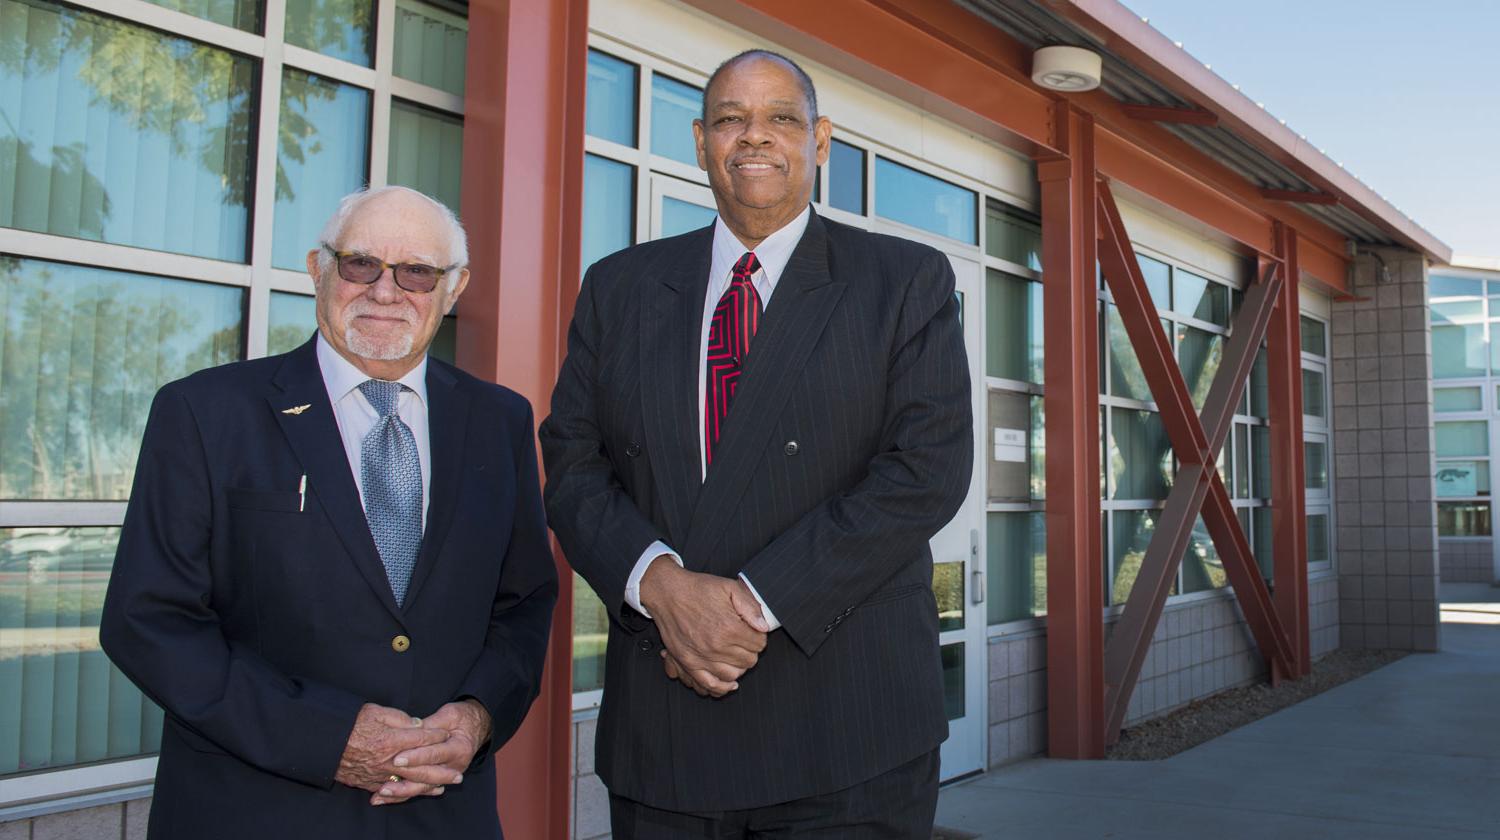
[{"x1": 323, "y1": 244, "x2": 457, "y2": 294}]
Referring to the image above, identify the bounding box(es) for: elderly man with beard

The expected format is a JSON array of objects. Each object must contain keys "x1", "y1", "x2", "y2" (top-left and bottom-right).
[{"x1": 101, "y1": 186, "x2": 557, "y2": 840}]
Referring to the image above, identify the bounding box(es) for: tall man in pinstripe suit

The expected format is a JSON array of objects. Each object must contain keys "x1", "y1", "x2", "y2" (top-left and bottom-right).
[{"x1": 541, "y1": 50, "x2": 973, "y2": 837}]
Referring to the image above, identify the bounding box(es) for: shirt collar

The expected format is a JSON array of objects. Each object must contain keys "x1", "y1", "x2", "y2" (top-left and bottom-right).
[
  {"x1": 709, "y1": 205, "x2": 812, "y2": 291},
  {"x1": 315, "y1": 332, "x2": 429, "y2": 409}
]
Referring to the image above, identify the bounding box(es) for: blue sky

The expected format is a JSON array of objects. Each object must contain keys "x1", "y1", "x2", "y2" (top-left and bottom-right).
[{"x1": 1121, "y1": 0, "x2": 1500, "y2": 260}]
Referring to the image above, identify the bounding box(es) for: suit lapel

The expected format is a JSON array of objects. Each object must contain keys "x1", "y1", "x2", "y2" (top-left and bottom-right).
[
  {"x1": 681, "y1": 213, "x2": 847, "y2": 566},
  {"x1": 268, "y1": 339, "x2": 403, "y2": 622},
  {"x1": 639, "y1": 226, "x2": 714, "y2": 547},
  {"x1": 402, "y1": 362, "x2": 470, "y2": 608}
]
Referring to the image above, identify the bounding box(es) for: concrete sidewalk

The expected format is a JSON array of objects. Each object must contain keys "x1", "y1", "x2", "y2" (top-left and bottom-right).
[{"x1": 935, "y1": 584, "x2": 1500, "y2": 839}]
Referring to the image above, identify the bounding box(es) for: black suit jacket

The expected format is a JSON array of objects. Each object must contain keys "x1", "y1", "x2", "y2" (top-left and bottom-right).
[
  {"x1": 541, "y1": 211, "x2": 973, "y2": 811},
  {"x1": 100, "y1": 338, "x2": 557, "y2": 839}
]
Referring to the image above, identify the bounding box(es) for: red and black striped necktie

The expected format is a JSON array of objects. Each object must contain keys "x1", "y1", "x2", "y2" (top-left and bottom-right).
[{"x1": 704, "y1": 251, "x2": 762, "y2": 468}]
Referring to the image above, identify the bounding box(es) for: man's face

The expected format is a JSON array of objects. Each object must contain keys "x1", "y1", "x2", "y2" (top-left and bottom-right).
[
  {"x1": 306, "y1": 191, "x2": 469, "y2": 378},
  {"x1": 693, "y1": 56, "x2": 831, "y2": 245}
]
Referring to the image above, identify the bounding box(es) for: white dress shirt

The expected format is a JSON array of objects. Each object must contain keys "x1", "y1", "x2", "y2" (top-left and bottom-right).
[
  {"x1": 316, "y1": 333, "x2": 432, "y2": 528},
  {"x1": 623, "y1": 207, "x2": 813, "y2": 630}
]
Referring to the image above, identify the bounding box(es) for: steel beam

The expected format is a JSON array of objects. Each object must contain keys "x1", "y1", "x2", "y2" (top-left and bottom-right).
[
  {"x1": 1096, "y1": 181, "x2": 1297, "y2": 739},
  {"x1": 1268, "y1": 223, "x2": 1312, "y2": 676},
  {"x1": 1040, "y1": 104, "x2": 1107, "y2": 759}
]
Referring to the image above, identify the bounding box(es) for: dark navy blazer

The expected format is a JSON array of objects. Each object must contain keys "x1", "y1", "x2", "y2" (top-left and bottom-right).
[{"x1": 101, "y1": 337, "x2": 557, "y2": 839}]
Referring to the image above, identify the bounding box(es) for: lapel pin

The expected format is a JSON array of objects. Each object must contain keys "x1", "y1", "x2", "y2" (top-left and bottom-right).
[{"x1": 282, "y1": 404, "x2": 312, "y2": 415}]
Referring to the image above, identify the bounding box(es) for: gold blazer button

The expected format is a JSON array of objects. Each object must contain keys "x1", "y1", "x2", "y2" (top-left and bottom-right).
[{"x1": 391, "y1": 635, "x2": 411, "y2": 653}]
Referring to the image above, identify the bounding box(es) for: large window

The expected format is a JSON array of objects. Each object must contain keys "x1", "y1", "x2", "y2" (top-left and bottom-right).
[
  {"x1": 1429, "y1": 272, "x2": 1499, "y2": 537},
  {"x1": 1301, "y1": 313, "x2": 1333, "y2": 571},
  {"x1": 1, "y1": 0, "x2": 468, "y2": 799}
]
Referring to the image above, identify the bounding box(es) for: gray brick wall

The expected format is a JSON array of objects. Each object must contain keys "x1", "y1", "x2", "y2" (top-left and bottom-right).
[
  {"x1": 1440, "y1": 537, "x2": 1494, "y2": 584},
  {"x1": 0, "y1": 799, "x2": 148, "y2": 840},
  {"x1": 1331, "y1": 249, "x2": 1441, "y2": 652}
]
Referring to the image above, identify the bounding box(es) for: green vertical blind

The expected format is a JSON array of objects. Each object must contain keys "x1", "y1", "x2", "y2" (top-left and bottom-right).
[
  {"x1": 0, "y1": 0, "x2": 255, "y2": 262},
  {"x1": 392, "y1": 0, "x2": 467, "y2": 96},
  {"x1": 272, "y1": 69, "x2": 371, "y2": 270},
  {"x1": 284, "y1": 0, "x2": 375, "y2": 66},
  {"x1": 388, "y1": 100, "x2": 462, "y2": 212}
]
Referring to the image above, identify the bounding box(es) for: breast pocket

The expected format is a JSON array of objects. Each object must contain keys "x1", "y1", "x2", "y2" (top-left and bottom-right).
[{"x1": 227, "y1": 487, "x2": 304, "y2": 513}]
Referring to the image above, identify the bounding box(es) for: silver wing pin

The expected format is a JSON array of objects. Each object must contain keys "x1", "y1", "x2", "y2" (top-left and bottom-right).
[{"x1": 282, "y1": 404, "x2": 312, "y2": 415}]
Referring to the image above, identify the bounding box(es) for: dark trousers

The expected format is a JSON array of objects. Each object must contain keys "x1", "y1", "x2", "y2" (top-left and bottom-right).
[{"x1": 609, "y1": 749, "x2": 940, "y2": 839}]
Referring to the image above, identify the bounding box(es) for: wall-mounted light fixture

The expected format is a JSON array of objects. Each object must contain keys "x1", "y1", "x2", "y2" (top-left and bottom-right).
[{"x1": 1032, "y1": 45, "x2": 1103, "y2": 92}]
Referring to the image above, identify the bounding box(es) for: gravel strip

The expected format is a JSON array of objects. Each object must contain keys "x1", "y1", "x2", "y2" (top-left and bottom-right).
[{"x1": 1106, "y1": 648, "x2": 1409, "y2": 761}]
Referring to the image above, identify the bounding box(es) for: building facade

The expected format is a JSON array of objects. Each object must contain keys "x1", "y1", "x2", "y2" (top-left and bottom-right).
[{"x1": 0, "y1": 0, "x2": 1452, "y2": 837}]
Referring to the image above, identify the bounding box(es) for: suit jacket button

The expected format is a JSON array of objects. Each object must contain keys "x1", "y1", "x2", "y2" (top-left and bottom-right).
[
  {"x1": 391, "y1": 635, "x2": 411, "y2": 653},
  {"x1": 783, "y1": 440, "x2": 799, "y2": 456},
  {"x1": 637, "y1": 638, "x2": 654, "y2": 653},
  {"x1": 626, "y1": 442, "x2": 642, "y2": 457}
]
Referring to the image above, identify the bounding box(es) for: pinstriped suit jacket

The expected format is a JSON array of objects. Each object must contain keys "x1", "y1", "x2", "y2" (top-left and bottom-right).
[{"x1": 541, "y1": 210, "x2": 973, "y2": 812}]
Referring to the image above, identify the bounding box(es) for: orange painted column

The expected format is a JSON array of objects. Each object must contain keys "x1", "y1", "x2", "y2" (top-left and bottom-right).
[
  {"x1": 1039, "y1": 104, "x2": 1107, "y2": 759},
  {"x1": 458, "y1": 0, "x2": 589, "y2": 837}
]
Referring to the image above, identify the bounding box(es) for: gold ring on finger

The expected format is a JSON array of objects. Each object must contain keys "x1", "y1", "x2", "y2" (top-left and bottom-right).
[{"x1": 388, "y1": 775, "x2": 402, "y2": 783}]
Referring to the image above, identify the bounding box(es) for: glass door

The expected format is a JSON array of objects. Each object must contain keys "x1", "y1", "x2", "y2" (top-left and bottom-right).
[{"x1": 649, "y1": 174, "x2": 717, "y2": 238}]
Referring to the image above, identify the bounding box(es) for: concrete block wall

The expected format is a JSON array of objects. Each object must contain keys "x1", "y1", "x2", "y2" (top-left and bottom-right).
[
  {"x1": 0, "y1": 798, "x2": 149, "y2": 840},
  {"x1": 1330, "y1": 249, "x2": 1441, "y2": 652},
  {"x1": 1440, "y1": 538, "x2": 1494, "y2": 584}
]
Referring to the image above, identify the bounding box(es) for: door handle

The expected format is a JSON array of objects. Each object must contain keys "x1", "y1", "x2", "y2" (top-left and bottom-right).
[{"x1": 970, "y1": 528, "x2": 984, "y2": 604}]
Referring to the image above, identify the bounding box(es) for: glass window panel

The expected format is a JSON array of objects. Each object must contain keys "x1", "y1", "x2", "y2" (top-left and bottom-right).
[
  {"x1": 1250, "y1": 348, "x2": 1269, "y2": 418},
  {"x1": 0, "y1": 526, "x2": 164, "y2": 775},
  {"x1": 284, "y1": 0, "x2": 374, "y2": 66},
  {"x1": 388, "y1": 100, "x2": 462, "y2": 213},
  {"x1": 1181, "y1": 515, "x2": 1225, "y2": 593},
  {"x1": 1307, "y1": 512, "x2": 1330, "y2": 567},
  {"x1": 581, "y1": 154, "x2": 633, "y2": 276},
  {"x1": 1108, "y1": 408, "x2": 1172, "y2": 501},
  {"x1": 1252, "y1": 425, "x2": 1271, "y2": 499},
  {"x1": 986, "y1": 388, "x2": 1031, "y2": 502},
  {"x1": 1436, "y1": 421, "x2": 1489, "y2": 457},
  {"x1": 827, "y1": 138, "x2": 865, "y2": 215},
  {"x1": 266, "y1": 291, "x2": 455, "y2": 363},
  {"x1": 986, "y1": 512, "x2": 1045, "y2": 625},
  {"x1": 1435, "y1": 460, "x2": 1489, "y2": 498},
  {"x1": 1111, "y1": 509, "x2": 1162, "y2": 606},
  {"x1": 1234, "y1": 424, "x2": 1250, "y2": 498},
  {"x1": 1300, "y1": 316, "x2": 1326, "y2": 357},
  {"x1": 1431, "y1": 274, "x2": 1483, "y2": 298},
  {"x1": 1173, "y1": 269, "x2": 1228, "y2": 326},
  {"x1": 1431, "y1": 300, "x2": 1483, "y2": 323},
  {"x1": 573, "y1": 572, "x2": 607, "y2": 693},
  {"x1": 1135, "y1": 254, "x2": 1171, "y2": 311},
  {"x1": 392, "y1": 0, "x2": 466, "y2": 97},
  {"x1": 0, "y1": 0, "x2": 255, "y2": 262},
  {"x1": 1030, "y1": 396, "x2": 1045, "y2": 500},
  {"x1": 984, "y1": 200, "x2": 1042, "y2": 271},
  {"x1": 1, "y1": 257, "x2": 243, "y2": 500},
  {"x1": 985, "y1": 269, "x2": 1042, "y2": 382},
  {"x1": 1434, "y1": 387, "x2": 1483, "y2": 412},
  {"x1": 1431, "y1": 324, "x2": 1488, "y2": 379},
  {"x1": 873, "y1": 157, "x2": 977, "y2": 244},
  {"x1": 585, "y1": 49, "x2": 637, "y2": 147},
  {"x1": 940, "y1": 643, "x2": 965, "y2": 721},
  {"x1": 1106, "y1": 305, "x2": 1150, "y2": 401},
  {"x1": 933, "y1": 562, "x2": 964, "y2": 631},
  {"x1": 1302, "y1": 367, "x2": 1326, "y2": 419},
  {"x1": 649, "y1": 74, "x2": 702, "y2": 166},
  {"x1": 273, "y1": 69, "x2": 371, "y2": 270},
  {"x1": 1438, "y1": 501, "x2": 1491, "y2": 537},
  {"x1": 1304, "y1": 440, "x2": 1328, "y2": 491},
  {"x1": 143, "y1": 0, "x2": 261, "y2": 29},
  {"x1": 1253, "y1": 506, "x2": 1273, "y2": 579},
  {"x1": 1176, "y1": 325, "x2": 1223, "y2": 411},
  {"x1": 660, "y1": 196, "x2": 716, "y2": 238}
]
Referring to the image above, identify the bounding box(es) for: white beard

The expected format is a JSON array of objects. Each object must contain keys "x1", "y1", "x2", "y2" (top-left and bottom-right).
[{"x1": 342, "y1": 303, "x2": 417, "y2": 360}]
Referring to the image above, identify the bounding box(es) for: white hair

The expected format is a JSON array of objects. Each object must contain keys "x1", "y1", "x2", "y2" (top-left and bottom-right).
[{"x1": 316, "y1": 185, "x2": 468, "y2": 292}]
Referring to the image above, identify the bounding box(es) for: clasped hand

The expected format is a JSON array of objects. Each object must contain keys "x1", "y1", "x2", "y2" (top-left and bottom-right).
[
  {"x1": 639, "y1": 557, "x2": 771, "y2": 697},
  {"x1": 334, "y1": 699, "x2": 492, "y2": 806}
]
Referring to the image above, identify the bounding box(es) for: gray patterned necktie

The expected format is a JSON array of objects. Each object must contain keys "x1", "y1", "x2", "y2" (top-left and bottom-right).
[{"x1": 358, "y1": 379, "x2": 422, "y2": 607}]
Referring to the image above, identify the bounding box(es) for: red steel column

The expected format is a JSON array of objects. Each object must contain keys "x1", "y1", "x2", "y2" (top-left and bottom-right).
[
  {"x1": 459, "y1": 0, "x2": 588, "y2": 836},
  {"x1": 1039, "y1": 104, "x2": 1106, "y2": 759},
  {"x1": 1267, "y1": 223, "x2": 1311, "y2": 677}
]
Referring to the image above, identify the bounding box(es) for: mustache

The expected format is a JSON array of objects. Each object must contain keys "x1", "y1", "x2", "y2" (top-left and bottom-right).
[{"x1": 343, "y1": 300, "x2": 417, "y2": 326}]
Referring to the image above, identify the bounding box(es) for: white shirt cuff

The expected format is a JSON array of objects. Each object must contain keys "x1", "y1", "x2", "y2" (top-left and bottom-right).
[
  {"x1": 737, "y1": 573, "x2": 782, "y2": 631},
  {"x1": 626, "y1": 541, "x2": 680, "y2": 618}
]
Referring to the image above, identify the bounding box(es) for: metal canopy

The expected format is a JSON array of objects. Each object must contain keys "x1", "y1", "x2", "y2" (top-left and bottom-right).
[{"x1": 957, "y1": 0, "x2": 1417, "y2": 248}]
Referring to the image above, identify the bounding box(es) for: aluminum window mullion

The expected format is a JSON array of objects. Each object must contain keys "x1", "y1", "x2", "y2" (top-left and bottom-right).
[
  {"x1": 245, "y1": 0, "x2": 290, "y2": 360},
  {"x1": 0, "y1": 230, "x2": 254, "y2": 288}
]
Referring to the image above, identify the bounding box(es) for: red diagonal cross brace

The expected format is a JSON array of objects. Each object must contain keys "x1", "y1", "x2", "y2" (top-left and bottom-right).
[{"x1": 1096, "y1": 180, "x2": 1297, "y2": 742}]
